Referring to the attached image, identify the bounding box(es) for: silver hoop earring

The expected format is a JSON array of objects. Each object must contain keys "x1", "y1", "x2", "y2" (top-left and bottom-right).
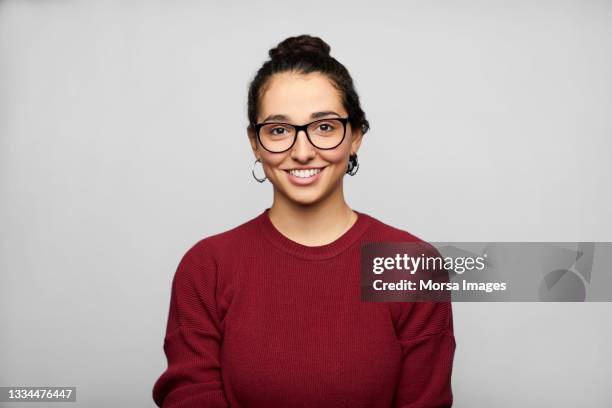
[
  {"x1": 347, "y1": 153, "x2": 359, "y2": 176},
  {"x1": 252, "y1": 158, "x2": 267, "y2": 183}
]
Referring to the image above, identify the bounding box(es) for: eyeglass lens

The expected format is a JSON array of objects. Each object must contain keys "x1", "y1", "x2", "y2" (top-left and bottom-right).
[{"x1": 258, "y1": 119, "x2": 345, "y2": 152}]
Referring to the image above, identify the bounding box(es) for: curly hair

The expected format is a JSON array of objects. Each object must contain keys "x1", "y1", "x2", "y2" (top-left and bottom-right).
[{"x1": 247, "y1": 34, "x2": 370, "y2": 137}]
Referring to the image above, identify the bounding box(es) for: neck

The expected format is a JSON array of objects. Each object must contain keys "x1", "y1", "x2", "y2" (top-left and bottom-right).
[{"x1": 268, "y1": 185, "x2": 357, "y2": 246}]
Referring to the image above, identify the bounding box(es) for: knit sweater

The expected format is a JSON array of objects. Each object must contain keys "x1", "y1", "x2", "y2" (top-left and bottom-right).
[{"x1": 152, "y1": 208, "x2": 456, "y2": 408}]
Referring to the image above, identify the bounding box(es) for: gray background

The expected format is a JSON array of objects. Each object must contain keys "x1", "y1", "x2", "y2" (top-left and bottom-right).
[{"x1": 1, "y1": 0, "x2": 611, "y2": 407}]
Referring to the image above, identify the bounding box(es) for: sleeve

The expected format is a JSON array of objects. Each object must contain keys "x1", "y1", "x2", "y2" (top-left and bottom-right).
[
  {"x1": 152, "y1": 243, "x2": 229, "y2": 408},
  {"x1": 389, "y1": 300, "x2": 456, "y2": 408}
]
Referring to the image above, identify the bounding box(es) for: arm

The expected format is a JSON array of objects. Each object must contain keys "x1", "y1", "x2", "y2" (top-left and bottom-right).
[
  {"x1": 152, "y1": 243, "x2": 229, "y2": 408},
  {"x1": 390, "y1": 301, "x2": 456, "y2": 408}
]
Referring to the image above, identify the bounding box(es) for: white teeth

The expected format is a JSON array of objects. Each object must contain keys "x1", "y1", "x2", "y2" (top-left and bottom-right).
[{"x1": 289, "y1": 168, "x2": 322, "y2": 178}]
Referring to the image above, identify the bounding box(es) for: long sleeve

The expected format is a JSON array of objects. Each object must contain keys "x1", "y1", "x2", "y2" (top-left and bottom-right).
[
  {"x1": 152, "y1": 243, "x2": 229, "y2": 408},
  {"x1": 390, "y1": 301, "x2": 456, "y2": 408},
  {"x1": 152, "y1": 209, "x2": 456, "y2": 407}
]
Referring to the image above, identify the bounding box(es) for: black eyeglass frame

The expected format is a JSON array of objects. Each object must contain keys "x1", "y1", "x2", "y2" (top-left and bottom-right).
[{"x1": 253, "y1": 117, "x2": 350, "y2": 153}]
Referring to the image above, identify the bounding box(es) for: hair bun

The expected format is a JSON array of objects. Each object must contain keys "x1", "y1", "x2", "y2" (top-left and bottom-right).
[{"x1": 269, "y1": 34, "x2": 331, "y2": 60}]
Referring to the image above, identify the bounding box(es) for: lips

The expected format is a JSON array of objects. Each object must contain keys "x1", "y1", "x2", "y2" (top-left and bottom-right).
[
  {"x1": 284, "y1": 166, "x2": 326, "y2": 186},
  {"x1": 287, "y1": 168, "x2": 323, "y2": 178}
]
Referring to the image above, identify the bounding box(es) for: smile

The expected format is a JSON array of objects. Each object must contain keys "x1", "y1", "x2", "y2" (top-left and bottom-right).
[
  {"x1": 284, "y1": 167, "x2": 326, "y2": 186},
  {"x1": 288, "y1": 168, "x2": 322, "y2": 178}
]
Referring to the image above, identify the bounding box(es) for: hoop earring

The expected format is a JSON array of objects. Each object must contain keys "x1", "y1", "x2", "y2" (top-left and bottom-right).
[
  {"x1": 346, "y1": 153, "x2": 359, "y2": 176},
  {"x1": 252, "y1": 158, "x2": 267, "y2": 183}
]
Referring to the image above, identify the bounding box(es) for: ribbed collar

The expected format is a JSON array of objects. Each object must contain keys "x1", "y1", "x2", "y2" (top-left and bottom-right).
[{"x1": 257, "y1": 207, "x2": 372, "y2": 261}]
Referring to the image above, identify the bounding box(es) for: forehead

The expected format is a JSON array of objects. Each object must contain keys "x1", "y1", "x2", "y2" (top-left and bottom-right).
[{"x1": 258, "y1": 71, "x2": 345, "y2": 122}]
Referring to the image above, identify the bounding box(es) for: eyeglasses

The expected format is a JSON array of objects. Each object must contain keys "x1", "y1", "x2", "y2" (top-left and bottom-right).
[{"x1": 253, "y1": 117, "x2": 350, "y2": 153}]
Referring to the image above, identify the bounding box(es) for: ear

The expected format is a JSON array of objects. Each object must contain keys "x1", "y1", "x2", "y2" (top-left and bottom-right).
[
  {"x1": 247, "y1": 126, "x2": 260, "y2": 159},
  {"x1": 350, "y1": 127, "x2": 364, "y2": 156}
]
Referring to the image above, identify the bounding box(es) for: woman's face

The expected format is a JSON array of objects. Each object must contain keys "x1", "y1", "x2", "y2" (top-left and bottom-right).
[{"x1": 249, "y1": 71, "x2": 363, "y2": 206}]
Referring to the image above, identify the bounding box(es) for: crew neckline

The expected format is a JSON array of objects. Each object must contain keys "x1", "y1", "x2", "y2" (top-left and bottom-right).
[{"x1": 257, "y1": 207, "x2": 372, "y2": 261}]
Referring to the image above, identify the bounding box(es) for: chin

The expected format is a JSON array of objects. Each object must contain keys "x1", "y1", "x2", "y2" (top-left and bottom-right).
[
  {"x1": 284, "y1": 189, "x2": 326, "y2": 206},
  {"x1": 272, "y1": 168, "x2": 343, "y2": 205}
]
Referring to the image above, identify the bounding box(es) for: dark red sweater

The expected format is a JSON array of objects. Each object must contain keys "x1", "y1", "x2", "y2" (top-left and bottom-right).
[{"x1": 152, "y1": 208, "x2": 456, "y2": 408}]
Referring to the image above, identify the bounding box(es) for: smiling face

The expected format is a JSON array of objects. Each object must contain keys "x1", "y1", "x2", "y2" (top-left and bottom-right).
[{"x1": 248, "y1": 71, "x2": 363, "y2": 206}]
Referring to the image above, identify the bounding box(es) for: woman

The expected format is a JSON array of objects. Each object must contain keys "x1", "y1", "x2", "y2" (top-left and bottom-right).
[{"x1": 152, "y1": 34, "x2": 456, "y2": 408}]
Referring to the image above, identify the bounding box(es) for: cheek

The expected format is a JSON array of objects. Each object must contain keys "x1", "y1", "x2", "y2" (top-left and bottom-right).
[
  {"x1": 260, "y1": 152, "x2": 286, "y2": 170},
  {"x1": 319, "y1": 147, "x2": 350, "y2": 165}
]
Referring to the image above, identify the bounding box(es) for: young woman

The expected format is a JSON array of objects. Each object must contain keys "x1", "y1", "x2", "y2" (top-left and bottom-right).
[{"x1": 153, "y1": 34, "x2": 456, "y2": 408}]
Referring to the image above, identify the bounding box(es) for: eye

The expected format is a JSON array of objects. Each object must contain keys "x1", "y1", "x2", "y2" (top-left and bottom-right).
[
  {"x1": 317, "y1": 122, "x2": 336, "y2": 132},
  {"x1": 270, "y1": 127, "x2": 288, "y2": 136}
]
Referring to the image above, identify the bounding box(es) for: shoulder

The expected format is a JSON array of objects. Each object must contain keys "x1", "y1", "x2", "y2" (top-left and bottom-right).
[
  {"x1": 361, "y1": 211, "x2": 442, "y2": 259},
  {"x1": 180, "y1": 211, "x2": 262, "y2": 264},
  {"x1": 170, "y1": 212, "x2": 262, "y2": 291},
  {"x1": 361, "y1": 213, "x2": 444, "y2": 280},
  {"x1": 361, "y1": 212, "x2": 425, "y2": 243}
]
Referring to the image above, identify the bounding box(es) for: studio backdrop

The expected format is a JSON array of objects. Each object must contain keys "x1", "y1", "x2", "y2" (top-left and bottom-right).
[{"x1": 1, "y1": 1, "x2": 611, "y2": 407}]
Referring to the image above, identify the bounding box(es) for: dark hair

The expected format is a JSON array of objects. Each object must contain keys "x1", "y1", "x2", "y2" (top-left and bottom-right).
[{"x1": 247, "y1": 34, "x2": 370, "y2": 137}]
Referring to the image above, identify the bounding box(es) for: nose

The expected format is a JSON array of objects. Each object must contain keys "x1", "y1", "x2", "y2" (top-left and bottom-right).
[{"x1": 290, "y1": 129, "x2": 316, "y2": 162}]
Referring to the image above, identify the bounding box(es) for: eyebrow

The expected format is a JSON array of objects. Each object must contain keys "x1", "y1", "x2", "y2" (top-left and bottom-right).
[{"x1": 261, "y1": 111, "x2": 341, "y2": 123}]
